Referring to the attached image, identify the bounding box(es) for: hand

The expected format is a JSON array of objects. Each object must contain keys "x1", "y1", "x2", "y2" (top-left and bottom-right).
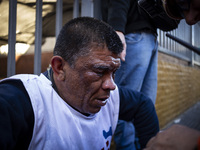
[
  {"x1": 116, "y1": 31, "x2": 126, "y2": 61},
  {"x1": 144, "y1": 124, "x2": 200, "y2": 150}
]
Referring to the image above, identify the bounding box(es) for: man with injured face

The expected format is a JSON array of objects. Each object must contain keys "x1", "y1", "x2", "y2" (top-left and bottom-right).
[{"x1": 0, "y1": 17, "x2": 159, "y2": 150}]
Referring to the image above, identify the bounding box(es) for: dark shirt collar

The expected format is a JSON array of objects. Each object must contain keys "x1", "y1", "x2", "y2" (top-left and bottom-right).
[{"x1": 43, "y1": 66, "x2": 59, "y2": 94}]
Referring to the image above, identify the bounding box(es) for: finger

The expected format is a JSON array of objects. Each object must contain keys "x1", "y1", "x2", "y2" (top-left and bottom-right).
[
  {"x1": 146, "y1": 136, "x2": 156, "y2": 148},
  {"x1": 143, "y1": 146, "x2": 152, "y2": 150},
  {"x1": 120, "y1": 42, "x2": 127, "y2": 61},
  {"x1": 120, "y1": 48, "x2": 126, "y2": 61}
]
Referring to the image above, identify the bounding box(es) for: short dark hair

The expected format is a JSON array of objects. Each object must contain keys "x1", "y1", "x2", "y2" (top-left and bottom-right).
[{"x1": 53, "y1": 17, "x2": 123, "y2": 66}]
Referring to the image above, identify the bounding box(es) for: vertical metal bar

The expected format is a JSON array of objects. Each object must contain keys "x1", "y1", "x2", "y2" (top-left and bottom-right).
[
  {"x1": 157, "y1": 29, "x2": 160, "y2": 45},
  {"x1": 173, "y1": 30, "x2": 176, "y2": 51},
  {"x1": 170, "y1": 31, "x2": 172, "y2": 51},
  {"x1": 34, "y1": 0, "x2": 43, "y2": 75},
  {"x1": 81, "y1": 0, "x2": 94, "y2": 17},
  {"x1": 56, "y1": 0, "x2": 63, "y2": 39},
  {"x1": 93, "y1": 0, "x2": 101, "y2": 19},
  {"x1": 73, "y1": 0, "x2": 79, "y2": 18},
  {"x1": 175, "y1": 27, "x2": 178, "y2": 53},
  {"x1": 7, "y1": 0, "x2": 17, "y2": 77},
  {"x1": 161, "y1": 30, "x2": 164, "y2": 48},
  {"x1": 167, "y1": 31, "x2": 169, "y2": 50},
  {"x1": 191, "y1": 26, "x2": 195, "y2": 66}
]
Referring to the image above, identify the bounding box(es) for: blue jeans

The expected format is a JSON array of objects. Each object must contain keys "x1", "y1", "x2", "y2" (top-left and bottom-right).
[{"x1": 114, "y1": 32, "x2": 158, "y2": 150}]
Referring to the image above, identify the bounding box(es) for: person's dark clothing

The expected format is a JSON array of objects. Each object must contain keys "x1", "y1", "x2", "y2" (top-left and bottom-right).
[{"x1": 101, "y1": 0, "x2": 157, "y2": 34}]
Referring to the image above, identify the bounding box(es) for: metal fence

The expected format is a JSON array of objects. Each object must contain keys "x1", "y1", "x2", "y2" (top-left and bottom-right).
[
  {"x1": 158, "y1": 21, "x2": 200, "y2": 66},
  {"x1": 6, "y1": 0, "x2": 96, "y2": 77},
  {"x1": 5, "y1": 0, "x2": 200, "y2": 77}
]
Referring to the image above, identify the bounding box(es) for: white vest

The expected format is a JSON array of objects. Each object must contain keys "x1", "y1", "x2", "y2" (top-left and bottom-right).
[{"x1": 9, "y1": 74, "x2": 119, "y2": 150}]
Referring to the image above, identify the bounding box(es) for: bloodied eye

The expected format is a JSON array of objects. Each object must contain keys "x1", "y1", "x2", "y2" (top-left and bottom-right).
[
  {"x1": 93, "y1": 66, "x2": 108, "y2": 77},
  {"x1": 96, "y1": 72, "x2": 104, "y2": 77}
]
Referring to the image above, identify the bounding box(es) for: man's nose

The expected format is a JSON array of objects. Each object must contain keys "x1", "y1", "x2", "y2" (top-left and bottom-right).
[{"x1": 102, "y1": 75, "x2": 116, "y2": 91}]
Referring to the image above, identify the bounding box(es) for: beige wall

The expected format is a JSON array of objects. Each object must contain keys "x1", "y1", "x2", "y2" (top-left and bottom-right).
[
  {"x1": 16, "y1": 52, "x2": 53, "y2": 74},
  {"x1": 0, "y1": 52, "x2": 53, "y2": 78},
  {"x1": 156, "y1": 53, "x2": 200, "y2": 128}
]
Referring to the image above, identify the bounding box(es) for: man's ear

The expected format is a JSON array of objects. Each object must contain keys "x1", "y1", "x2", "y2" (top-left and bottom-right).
[{"x1": 51, "y1": 56, "x2": 66, "y2": 81}]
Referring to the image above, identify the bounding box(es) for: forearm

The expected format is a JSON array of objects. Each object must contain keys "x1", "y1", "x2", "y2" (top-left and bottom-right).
[
  {"x1": 118, "y1": 87, "x2": 160, "y2": 148},
  {"x1": 144, "y1": 124, "x2": 200, "y2": 150},
  {"x1": 133, "y1": 96, "x2": 159, "y2": 148}
]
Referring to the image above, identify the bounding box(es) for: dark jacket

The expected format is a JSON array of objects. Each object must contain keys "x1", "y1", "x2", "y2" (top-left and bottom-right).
[{"x1": 101, "y1": 0, "x2": 157, "y2": 34}]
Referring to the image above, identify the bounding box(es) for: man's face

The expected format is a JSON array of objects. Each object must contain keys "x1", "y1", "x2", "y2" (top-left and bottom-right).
[
  {"x1": 176, "y1": 0, "x2": 200, "y2": 25},
  {"x1": 60, "y1": 47, "x2": 120, "y2": 115}
]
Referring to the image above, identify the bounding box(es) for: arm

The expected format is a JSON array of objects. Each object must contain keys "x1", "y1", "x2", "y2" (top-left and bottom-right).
[
  {"x1": 144, "y1": 124, "x2": 200, "y2": 150},
  {"x1": 116, "y1": 31, "x2": 126, "y2": 61},
  {"x1": 0, "y1": 79, "x2": 34, "y2": 150},
  {"x1": 118, "y1": 86, "x2": 160, "y2": 148}
]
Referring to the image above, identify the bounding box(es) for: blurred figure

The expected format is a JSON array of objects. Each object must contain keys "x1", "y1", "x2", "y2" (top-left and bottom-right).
[
  {"x1": 144, "y1": 124, "x2": 200, "y2": 150},
  {"x1": 163, "y1": 0, "x2": 200, "y2": 25}
]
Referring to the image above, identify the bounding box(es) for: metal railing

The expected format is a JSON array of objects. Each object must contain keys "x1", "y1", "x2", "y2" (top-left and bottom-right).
[
  {"x1": 5, "y1": 0, "x2": 200, "y2": 77},
  {"x1": 158, "y1": 20, "x2": 200, "y2": 66},
  {"x1": 6, "y1": 0, "x2": 98, "y2": 77}
]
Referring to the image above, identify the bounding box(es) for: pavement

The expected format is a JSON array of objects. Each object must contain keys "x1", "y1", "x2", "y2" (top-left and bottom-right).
[{"x1": 164, "y1": 101, "x2": 200, "y2": 131}]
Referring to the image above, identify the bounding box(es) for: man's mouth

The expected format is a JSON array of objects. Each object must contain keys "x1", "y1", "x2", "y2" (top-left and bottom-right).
[
  {"x1": 99, "y1": 98, "x2": 108, "y2": 104},
  {"x1": 96, "y1": 97, "x2": 109, "y2": 106}
]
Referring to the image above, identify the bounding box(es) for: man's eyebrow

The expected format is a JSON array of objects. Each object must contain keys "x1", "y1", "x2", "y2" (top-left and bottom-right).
[
  {"x1": 93, "y1": 65, "x2": 111, "y2": 70},
  {"x1": 92, "y1": 64, "x2": 120, "y2": 72}
]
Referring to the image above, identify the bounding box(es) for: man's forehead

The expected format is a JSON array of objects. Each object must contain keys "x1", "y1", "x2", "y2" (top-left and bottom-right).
[
  {"x1": 75, "y1": 47, "x2": 121, "y2": 68},
  {"x1": 86, "y1": 47, "x2": 120, "y2": 60}
]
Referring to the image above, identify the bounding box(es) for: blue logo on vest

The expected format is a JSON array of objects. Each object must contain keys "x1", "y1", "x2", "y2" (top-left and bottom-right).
[{"x1": 103, "y1": 127, "x2": 112, "y2": 139}]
